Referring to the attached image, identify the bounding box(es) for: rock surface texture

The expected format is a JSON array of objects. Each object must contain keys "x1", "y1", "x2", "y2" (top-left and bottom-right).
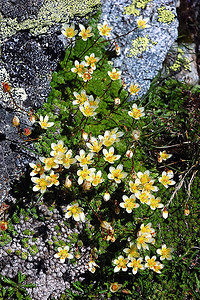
[{"x1": 0, "y1": 0, "x2": 180, "y2": 299}]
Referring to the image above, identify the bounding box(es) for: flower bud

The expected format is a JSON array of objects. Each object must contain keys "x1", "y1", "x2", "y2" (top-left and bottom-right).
[
  {"x1": 162, "y1": 207, "x2": 168, "y2": 219},
  {"x1": 82, "y1": 180, "x2": 91, "y2": 191},
  {"x1": 132, "y1": 129, "x2": 140, "y2": 141},
  {"x1": 2, "y1": 82, "x2": 11, "y2": 93},
  {"x1": 82, "y1": 130, "x2": 88, "y2": 141},
  {"x1": 0, "y1": 221, "x2": 8, "y2": 231},
  {"x1": 110, "y1": 282, "x2": 122, "y2": 293},
  {"x1": 114, "y1": 98, "x2": 120, "y2": 105},
  {"x1": 23, "y1": 128, "x2": 31, "y2": 136},
  {"x1": 184, "y1": 208, "x2": 190, "y2": 216},
  {"x1": 101, "y1": 220, "x2": 113, "y2": 231},
  {"x1": 29, "y1": 115, "x2": 36, "y2": 124},
  {"x1": 115, "y1": 207, "x2": 120, "y2": 214},
  {"x1": 64, "y1": 176, "x2": 72, "y2": 188},
  {"x1": 115, "y1": 46, "x2": 121, "y2": 56},
  {"x1": 12, "y1": 116, "x2": 20, "y2": 127},
  {"x1": 103, "y1": 192, "x2": 110, "y2": 201},
  {"x1": 126, "y1": 149, "x2": 133, "y2": 159}
]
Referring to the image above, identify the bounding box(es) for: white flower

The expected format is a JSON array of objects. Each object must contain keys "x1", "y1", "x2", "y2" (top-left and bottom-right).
[
  {"x1": 108, "y1": 164, "x2": 127, "y2": 184},
  {"x1": 136, "y1": 17, "x2": 151, "y2": 29},
  {"x1": 103, "y1": 147, "x2": 121, "y2": 164},
  {"x1": 39, "y1": 115, "x2": 54, "y2": 129},
  {"x1": 54, "y1": 246, "x2": 74, "y2": 263},
  {"x1": 159, "y1": 170, "x2": 176, "y2": 188},
  {"x1": 65, "y1": 203, "x2": 85, "y2": 222}
]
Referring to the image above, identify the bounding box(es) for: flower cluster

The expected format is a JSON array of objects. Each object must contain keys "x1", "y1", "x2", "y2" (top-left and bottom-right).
[
  {"x1": 113, "y1": 224, "x2": 173, "y2": 274},
  {"x1": 127, "y1": 170, "x2": 164, "y2": 211},
  {"x1": 30, "y1": 140, "x2": 77, "y2": 193}
]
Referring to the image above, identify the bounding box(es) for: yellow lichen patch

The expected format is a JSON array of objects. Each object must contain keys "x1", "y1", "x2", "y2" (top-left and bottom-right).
[
  {"x1": 127, "y1": 36, "x2": 157, "y2": 57},
  {"x1": 157, "y1": 6, "x2": 175, "y2": 24},
  {"x1": 170, "y1": 48, "x2": 191, "y2": 72},
  {"x1": 136, "y1": 0, "x2": 152, "y2": 9},
  {"x1": 123, "y1": 2, "x2": 140, "y2": 16},
  {"x1": 0, "y1": 0, "x2": 100, "y2": 42}
]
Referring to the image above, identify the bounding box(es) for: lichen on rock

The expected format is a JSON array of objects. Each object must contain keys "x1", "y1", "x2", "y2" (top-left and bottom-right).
[
  {"x1": 157, "y1": 6, "x2": 175, "y2": 24},
  {"x1": 127, "y1": 35, "x2": 157, "y2": 57},
  {"x1": 123, "y1": 2, "x2": 140, "y2": 16},
  {"x1": 0, "y1": 0, "x2": 100, "y2": 41}
]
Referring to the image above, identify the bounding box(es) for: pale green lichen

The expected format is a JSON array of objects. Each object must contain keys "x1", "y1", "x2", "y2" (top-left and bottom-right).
[
  {"x1": 157, "y1": 6, "x2": 175, "y2": 24},
  {"x1": 136, "y1": 0, "x2": 152, "y2": 9},
  {"x1": 170, "y1": 48, "x2": 191, "y2": 72},
  {"x1": 0, "y1": 0, "x2": 100, "y2": 42},
  {"x1": 123, "y1": 0, "x2": 152, "y2": 16},
  {"x1": 123, "y1": 2, "x2": 140, "y2": 16},
  {"x1": 127, "y1": 35, "x2": 157, "y2": 57}
]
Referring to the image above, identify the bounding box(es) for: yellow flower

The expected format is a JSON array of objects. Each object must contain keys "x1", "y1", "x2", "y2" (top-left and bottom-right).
[
  {"x1": 158, "y1": 170, "x2": 176, "y2": 188},
  {"x1": 31, "y1": 174, "x2": 50, "y2": 193},
  {"x1": 139, "y1": 223, "x2": 156, "y2": 237},
  {"x1": 123, "y1": 242, "x2": 140, "y2": 260},
  {"x1": 65, "y1": 203, "x2": 85, "y2": 222},
  {"x1": 129, "y1": 180, "x2": 140, "y2": 194},
  {"x1": 119, "y1": 195, "x2": 139, "y2": 213},
  {"x1": 54, "y1": 246, "x2": 73, "y2": 263},
  {"x1": 127, "y1": 257, "x2": 144, "y2": 274},
  {"x1": 135, "y1": 190, "x2": 151, "y2": 204},
  {"x1": 136, "y1": 234, "x2": 154, "y2": 250},
  {"x1": 145, "y1": 256, "x2": 157, "y2": 269},
  {"x1": 62, "y1": 150, "x2": 77, "y2": 169},
  {"x1": 88, "y1": 95, "x2": 100, "y2": 107},
  {"x1": 158, "y1": 151, "x2": 172, "y2": 162},
  {"x1": 62, "y1": 23, "x2": 78, "y2": 39},
  {"x1": 153, "y1": 262, "x2": 164, "y2": 274},
  {"x1": 73, "y1": 90, "x2": 88, "y2": 105},
  {"x1": 46, "y1": 171, "x2": 59, "y2": 187},
  {"x1": 136, "y1": 17, "x2": 151, "y2": 29},
  {"x1": 82, "y1": 71, "x2": 92, "y2": 82},
  {"x1": 108, "y1": 68, "x2": 122, "y2": 80},
  {"x1": 87, "y1": 259, "x2": 99, "y2": 273},
  {"x1": 128, "y1": 104, "x2": 145, "y2": 119},
  {"x1": 149, "y1": 196, "x2": 164, "y2": 210},
  {"x1": 39, "y1": 157, "x2": 59, "y2": 171},
  {"x1": 136, "y1": 170, "x2": 151, "y2": 186},
  {"x1": 91, "y1": 171, "x2": 104, "y2": 186},
  {"x1": 99, "y1": 128, "x2": 124, "y2": 147},
  {"x1": 79, "y1": 101, "x2": 98, "y2": 117},
  {"x1": 86, "y1": 137, "x2": 103, "y2": 153},
  {"x1": 97, "y1": 21, "x2": 112, "y2": 37},
  {"x1": 108, "y1": 164, "x2": 127, "y2": 184},
  {"x1": 71, "y1": 60, "x2": 86, "y2": 77},
  {"x1": 50, "y1": 140, "x2": 66, "y2": 157},
  {"x1": 77, "y1": 166, "x2": 96, "y2": 185},
  {"x1": 84, "y1": 53, "x2": 99, "y2": 70},
  {"x1": 39, "y1": 115, "x2": 54, "y2": 129},
  {"x1": 29, "y1": 161, "x2": 44, "y2": 176},
  {"x1": 113, "y1": 255, "x2": 128, "y2": 272},
  {"x1": 128, "y1": 83, "x2": 141, "y2": 95},
  {"x1": 75, "y1": 149, "x2": 94, "y2": 167},
  {"x1": 143, "y1": 180, "x2": 159, "y2": 193},
  {"x1": 156, "y1": 244, "x2": 174, "y2": 260},
  {"x1": 103, "y1": 147, "x2": 121, "y2": 164},
  {"x1": 78, "y1": 24, "x2": 94, "y2": 41}
]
